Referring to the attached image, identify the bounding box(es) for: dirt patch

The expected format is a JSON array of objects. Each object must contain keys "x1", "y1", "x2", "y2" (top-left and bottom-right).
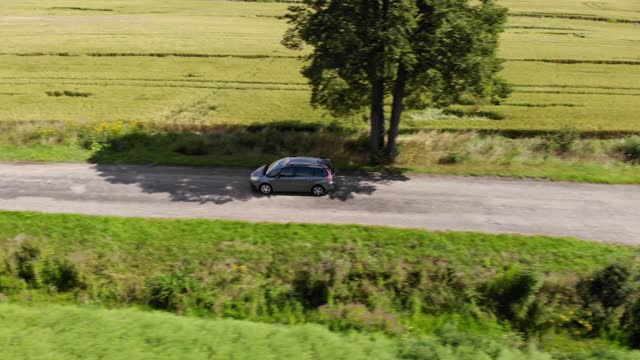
[{"x1": 49, "y1": 7, "x2": 113, "y2": 12}]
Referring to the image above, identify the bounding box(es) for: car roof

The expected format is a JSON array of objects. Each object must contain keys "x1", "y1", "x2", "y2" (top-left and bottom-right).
[{"x1": 284, "y1": 157, "x2": 330, "y2": 166}]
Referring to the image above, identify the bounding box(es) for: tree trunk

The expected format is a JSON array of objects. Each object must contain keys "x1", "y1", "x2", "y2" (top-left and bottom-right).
[
  {"x1": 369, "y1": 78, "x2": 386, "y2": 158},
  {"x1": 368, "y1": 0, "x2": 388, "y2": 163},
  {"x1": 387, "y1": 65, "x2": 406, "y2": 160}
]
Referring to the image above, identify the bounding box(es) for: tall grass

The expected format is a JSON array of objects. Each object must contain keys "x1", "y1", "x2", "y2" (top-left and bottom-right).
[
  {"x1": 0, "y1": 304, "x2": 397, "y2": 360},
  {"x1": 4, "y1": 303, "x2": 637, "y2": 359},
  {"x1": 2, "y1": 211, "x2": 640, "y2": 350},
  {"x1": 1, "y1": 121, "x2": 639, "y2": 183}
]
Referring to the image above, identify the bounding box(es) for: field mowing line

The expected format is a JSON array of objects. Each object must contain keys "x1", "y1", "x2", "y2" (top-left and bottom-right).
[
  {"x1": 501, "y1": 103, "x2": 580, "y2": 107},
  {"x1": 0, "y1": 52, "x2": 301, "y2": 59},
  {"x1": 0, "y1": 77, "x2": 307, "y2": 86},
  {"x1": 516, "y1": 90, "x2": 640, "y2": 96},
  {"x1": 4, "y1": 80, "x2": 636, "y2": 96},
  {"x1": 509, "y1": 12, "x2": 640, "y2": 24},
  {"x1": 512, "y1": 84, "x2": 640, "y2": 91},
  {"x1": 4, "y1": 53, "x2": 640, "y2": 66},
  {"x1": 509, "y1": 59, "x2": 640, "y2": 65},
  {"x1": 0, "y1": 81, "x2": 308, "y2": 92},
  {"x1": 7, "y1": 78, "x2": 640, "y2": 92}
]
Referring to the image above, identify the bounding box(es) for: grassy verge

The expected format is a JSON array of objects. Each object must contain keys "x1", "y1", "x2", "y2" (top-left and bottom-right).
[
  {"x1": 4, "y1": 304, "x2": 638, "y2": 360},
  {"x1": 0, "y1": 304, "x2": 396, "y2": 360},
  {"x1": 1, "y1": 211, "x2": 635, "y2": 274},
  {"x1": 1, "y1": 121, "x2": 639, "y2": 183},
  {"x1": 2, "y1": 211, "x2": 640, "y2": 353}
]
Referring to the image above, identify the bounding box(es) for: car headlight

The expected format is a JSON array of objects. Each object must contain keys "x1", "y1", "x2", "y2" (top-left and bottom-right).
[{"x1": 250, "y1": 175, "x2": 259, "y2": 181}]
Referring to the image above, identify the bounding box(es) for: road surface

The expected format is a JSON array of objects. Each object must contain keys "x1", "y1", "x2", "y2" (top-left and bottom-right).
[{"x1": 1, "y1": 163, "x2": 639, "y2": 244}]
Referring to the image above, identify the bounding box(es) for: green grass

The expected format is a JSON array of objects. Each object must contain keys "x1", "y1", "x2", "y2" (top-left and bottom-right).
[
  {"x1": 0, "y1": 143, "x2": 90, "y2": 162},
  {"x1": 2, "y1": 211, "x2": 640, "y2": 356},
  {"x1": 0, "y1": 0, "x2": 639, "y2": 131},
  {"x1": 405, "y1": 162, "x2": 640, "y2": 184},
  {"x1": 1, "y1": 123, "x2": 638, "y2": 184},
  {"x1": 5, "y1": 303, "x2": 636, "y2": 360},
  {"x1": 0, "y1": 303, "x2": 397, "y2": 360},
  {"x1": 1, "y1": 211, "x2": 636, "y2": 277}
]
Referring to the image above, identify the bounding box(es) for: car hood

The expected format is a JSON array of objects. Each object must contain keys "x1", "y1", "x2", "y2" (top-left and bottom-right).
[{"x1": 251, "y1": 165, "x2": 266, "y2": 177}]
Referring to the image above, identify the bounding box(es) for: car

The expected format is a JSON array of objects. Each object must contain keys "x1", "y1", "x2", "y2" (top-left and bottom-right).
[{"x1": 250, "y1": 156, "x2": 335, "y2": 196}]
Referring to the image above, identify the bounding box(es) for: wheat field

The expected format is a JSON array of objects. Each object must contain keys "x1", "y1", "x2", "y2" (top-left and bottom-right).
[{"x1": 0, "y1": 0, "x2": 639, "y2": 130}]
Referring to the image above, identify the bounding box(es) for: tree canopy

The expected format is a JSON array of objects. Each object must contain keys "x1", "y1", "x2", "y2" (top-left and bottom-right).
[{"x1": 283, "y1": 0, "x2": 510, "y2": 161}]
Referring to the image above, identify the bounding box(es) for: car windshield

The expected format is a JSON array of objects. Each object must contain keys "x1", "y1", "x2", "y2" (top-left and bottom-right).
[{"x1": 266, "y1": 159, "x2": 284, "y2": 174}]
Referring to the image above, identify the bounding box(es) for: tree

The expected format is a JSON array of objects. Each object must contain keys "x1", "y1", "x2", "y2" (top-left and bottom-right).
[{"x1": 283, "y1": 0, "x2": 510, "y2": 162}]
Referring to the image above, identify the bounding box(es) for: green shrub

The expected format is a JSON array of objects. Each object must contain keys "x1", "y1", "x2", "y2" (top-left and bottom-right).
[
  {"x1": 577, "y1": 264, "x2": 635, "y2": 338},
  {"x1": 438, "y1": 152, "x2": 469, "y2": 164},
  {"x1": 40, "y1": 257, "x2": 81, "y2": 292},
  {"x1": 546, "y1": 128, "x2": 581, "y2": 154},
  {"x1": 172, "y1": 135, "x2": 210, "y2": 155},
  {"x1": 13, "y1": 242, "x2": 40, "y2": 286},
  {"x1": 625, "y1": 299, "x2": 640, "y2": 349},
  {"x1": 147, "y1": 269, "x2": 199, "y2": 312},
  {"x1": 617, "y1": 137, "x2": 640, "y2": 163},
  {"x1": 581, "y1": 264, "x2": 633, "y2": 310},
  {"x1": 480, "y1": 266, "x2": 541, "y2": 324}
]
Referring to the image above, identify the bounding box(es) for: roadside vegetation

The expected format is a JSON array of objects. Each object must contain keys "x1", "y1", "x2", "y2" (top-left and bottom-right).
[
  {"x1": 3, "y1": 303, "x2": 640, "y2": 360},
  {"x1": 1, "y1": 121, "x2": 639, "y2": 183},
  {"x1": 2, "y1": 211, "x2": 640, "y2": 356}
]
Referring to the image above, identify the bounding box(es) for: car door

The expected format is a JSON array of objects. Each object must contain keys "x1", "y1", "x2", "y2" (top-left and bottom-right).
[
  {"x1": 272, "y1": 166, "x2": 296, "y2": 192},
  {"x1": 292, "y1": 166, "x2": 315, "y2": 192}
]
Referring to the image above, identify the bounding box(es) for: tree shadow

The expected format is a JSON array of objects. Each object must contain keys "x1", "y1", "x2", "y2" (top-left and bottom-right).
[
  {"x1": 92, "y1": 164, "x2": 409, "y2": 205},
  {"x1": 88, "y1": 121, "x2": 410, "y2": 204}
]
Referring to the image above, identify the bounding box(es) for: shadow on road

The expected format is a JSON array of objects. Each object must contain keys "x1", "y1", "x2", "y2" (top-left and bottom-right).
[{"x1": 93, "y1": 164, "x2": 409, "y2": 205}]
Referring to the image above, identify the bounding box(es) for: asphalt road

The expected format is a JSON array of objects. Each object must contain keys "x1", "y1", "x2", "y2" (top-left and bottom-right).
[{"x1": 1, "y1": 163, "x2": 639, "y2": 244}]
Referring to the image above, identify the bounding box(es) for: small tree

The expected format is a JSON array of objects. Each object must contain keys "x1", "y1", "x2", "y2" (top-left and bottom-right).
[{"x1": 284, "y1": 0, "x2": 510, "y2": 162}]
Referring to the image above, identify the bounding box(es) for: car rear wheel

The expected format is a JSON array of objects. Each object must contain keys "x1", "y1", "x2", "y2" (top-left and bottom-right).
[
  {"x1": 259, "y1": 184, "x2": 273, "y2": 195},
  {"x1": 311, "y1": 185, "x2": 326, "y2": 197}
]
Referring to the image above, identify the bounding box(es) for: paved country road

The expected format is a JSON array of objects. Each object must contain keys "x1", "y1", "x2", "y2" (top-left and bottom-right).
[{"x1": 1, "y1": 163, "x2": 639, "y2": 244}]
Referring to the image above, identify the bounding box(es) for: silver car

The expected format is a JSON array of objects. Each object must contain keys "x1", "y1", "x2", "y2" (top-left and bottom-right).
[{"x1": 250, "y1": 157, "x2": 335, "y2": 196}]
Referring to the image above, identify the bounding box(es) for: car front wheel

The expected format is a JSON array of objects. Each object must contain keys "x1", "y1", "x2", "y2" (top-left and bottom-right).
[
  {"x1": 311, "y1": 185, "x2": 326, "y2": 197},
  {"x1": 259, "y1": 183, "x2": 273, "y2": 195}
]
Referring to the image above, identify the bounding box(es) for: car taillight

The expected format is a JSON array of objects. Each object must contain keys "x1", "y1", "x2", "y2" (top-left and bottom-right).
[{"x1": 325, "y1": 167, "x2": 333, "y2": 182}]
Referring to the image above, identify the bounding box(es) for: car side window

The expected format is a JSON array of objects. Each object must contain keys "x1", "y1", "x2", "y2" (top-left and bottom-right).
[
  {"x1": 294, "y1": 167, "x2": 315, "y2": 177},
  {"x1": 313, "y1": 167, "x2": 327, "y2": 177},
  {"x1": 278, "y1": 167, "x2": 295, "y2": 177}
]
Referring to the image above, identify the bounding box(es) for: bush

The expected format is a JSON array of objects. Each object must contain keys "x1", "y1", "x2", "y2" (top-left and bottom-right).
[
  {"x1": 577, "y1": 264, "x2": 635, "y2": 337},
  {"x1": 617, "y1": 137, "x2": 640, "y2": 163},
  {"x1": 14, "y1": 242, "x2": 40, "y2": 285},
  {"x1": 546, "y1": 128, "x2": 581, "y2": 154},
  {"x1": 172, "y1": 135, "x2": 210, "y2": 155},
  {"x1": 580, "y1": 264, "x2": 633, "y2": 310},
  {"x1": 625, "y1": 299, "x2": 640, "y2": 349},
  {"x1": 480, "y1": 266, "x2": 541, "y2": 324},
  {"x1": 438, "y1": 152, "x2": 469, "y2": 164},
  {"x1": 77, "y1": 120, "x2": 140, "y2": 150},
  {"x1": 147, "y1": 270, "x2": 198, "y2": 312},
  {"x1": 40, "y1": 258, "x2": 81, "y2": 292}
]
